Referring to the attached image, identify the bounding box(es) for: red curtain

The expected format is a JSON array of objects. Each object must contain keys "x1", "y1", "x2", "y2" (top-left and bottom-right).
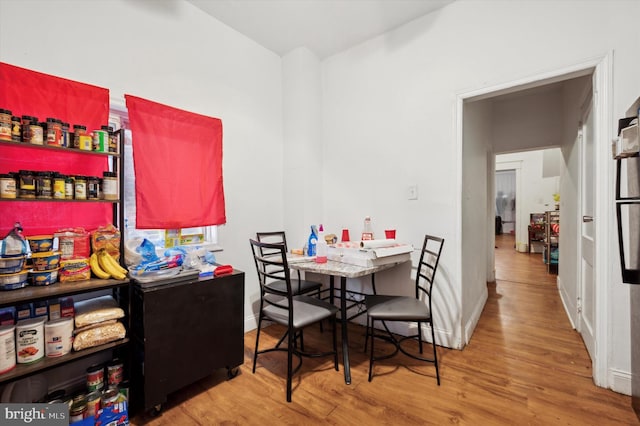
[
  {"x1": 0, "y1": 63, "x2": 111, "y2": 237},
  {"x1": 125, "y1": 95, "x2": 225, "y2": 229}
]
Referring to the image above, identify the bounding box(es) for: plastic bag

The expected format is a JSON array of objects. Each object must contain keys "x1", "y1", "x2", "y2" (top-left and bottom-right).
[
  {"x1": 1, "y1": 222, "x2": 29, "y2": 257},
  {"x1": 91, "y1": 224, "x2": 121, "y2": 260}
]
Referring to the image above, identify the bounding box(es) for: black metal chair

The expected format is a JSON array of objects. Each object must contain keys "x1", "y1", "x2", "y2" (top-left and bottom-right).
[
  {"x1": 256, "y1": 231, "x2": 323, "y2": 297},
  {"x1": 364, "y1": 234, "x2": 444, "y2": 384},
  {"x1": 250, "y1": 238, "x2": 339, "y2": 402}
]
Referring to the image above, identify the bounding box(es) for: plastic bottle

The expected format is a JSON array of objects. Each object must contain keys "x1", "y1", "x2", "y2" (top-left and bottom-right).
[
  {"x1": 361, "y1": 216, "x2": 374, "y2": 241},
  {"x1": 307, "y1": 225, "x2": 318, "y2": 257},
  {"x1": 315, "y1": 224, "x2": 328, "y2": 263}
]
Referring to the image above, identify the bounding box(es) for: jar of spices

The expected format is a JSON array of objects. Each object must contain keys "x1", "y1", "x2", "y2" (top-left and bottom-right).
[
  {"x1": 73, "y1": 124, "x2": 86, "y2": 149},
  {"x1": 30, "y1": 121, "x2": 44, "y2": 145},
  {"x1": 74, "y1": 175, "x2": 87, "y2": 200},
  {"x1": 0, "y1": 108, "x2": 12, "y2": 141},
  {"x1": 11, "y1": 116, "x2": 21, "y2": 142},
  {"x1": 87, "y1": 176, "x2": 100, "y2": 200},
  {"x1": 61, "y1": 122, "x2": 70, "y2": 147},
  {"x1": 64, "y1": 176, "x2": 74, "y2": 199},
  {"x1": 53, "y1": 173, "x2": 66, "y2": 199},
  {"x1": 18, "y1": 170, "x2": 36, "y2": 198},
  {"x1": 102, "y1": 125, "x2": 118, "y2": 153},
  {"x1": 102, "y1": 171, "x2": 118, "y2": 200},
  {"x1": 46, "y1": 118, "x2": 62, "y2": 146},
  {"x1": 35, "y1": 171, "x2": 52, "y2": 199},
  {"x1": 21, "y1": 116, "x2": 36, "y2": 143},
  {"x1": 0, "y1": 173, "x2": 17, "y2": 199}
]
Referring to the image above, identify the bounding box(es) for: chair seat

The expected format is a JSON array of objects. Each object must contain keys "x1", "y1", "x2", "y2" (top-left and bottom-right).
[
  {"x1": 264, "y1": 295, "x2": 338, "y2": 329},
  {"x1": 365, "y1": 295, "x2": 431, "y2": 321},
  {"x1": 266, "y1": 279, "x2": 322, "y2": 295}
]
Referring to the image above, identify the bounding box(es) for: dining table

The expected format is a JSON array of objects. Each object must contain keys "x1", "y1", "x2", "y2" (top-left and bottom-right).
[{"x1": 288, "y1": 258, "x2": 409, "y2": 384}]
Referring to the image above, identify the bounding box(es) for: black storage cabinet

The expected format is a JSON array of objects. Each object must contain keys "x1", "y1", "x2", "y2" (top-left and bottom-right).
[{"x1": 130, "y1": 270, "x2": 245, "y2": 414}]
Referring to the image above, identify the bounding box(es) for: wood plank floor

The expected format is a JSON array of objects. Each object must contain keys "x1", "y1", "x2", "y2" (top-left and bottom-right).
[{"x1": 131, "y1": 234, "x2": 638, "y2": 425}]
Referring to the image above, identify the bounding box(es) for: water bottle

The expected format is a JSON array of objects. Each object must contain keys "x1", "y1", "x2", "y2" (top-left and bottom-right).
[
  {"x1": 307, "y1": 225, "x2": 318, "y2": 257},
  {"x1": 316, "y1": 224, "x2": 328, "y2": 263},
  {"x1": 361, "y1": 216, "x2": 374, "y2": 241}
]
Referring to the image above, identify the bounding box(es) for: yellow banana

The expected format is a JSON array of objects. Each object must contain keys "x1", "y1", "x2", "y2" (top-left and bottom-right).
[
  {"x1": 101, "y1": 249, "x2": 127, "y2": 275},
  {"x1": 90, "y1": 252, "x2": 111, "y2": 279},
  {"x1": 98, "y1": 250, "x2": 126, "y2": 280}
]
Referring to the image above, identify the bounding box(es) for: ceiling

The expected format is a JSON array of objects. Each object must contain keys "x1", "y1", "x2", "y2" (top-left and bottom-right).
[{"x1": 187, "y1": 0, "x2": 455, "y2": 59}]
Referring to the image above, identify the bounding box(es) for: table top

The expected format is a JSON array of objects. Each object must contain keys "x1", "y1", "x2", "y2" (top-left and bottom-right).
[{"x1": 289, "y1": 258, "x2": 406, "y2": 278}]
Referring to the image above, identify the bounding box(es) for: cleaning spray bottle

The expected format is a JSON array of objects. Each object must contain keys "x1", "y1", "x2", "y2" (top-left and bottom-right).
[{"x1": 307, "y1": 225, "x2": 318, "y2": 257}]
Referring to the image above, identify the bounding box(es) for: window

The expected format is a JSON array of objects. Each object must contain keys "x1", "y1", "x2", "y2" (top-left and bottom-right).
[{"x1": 109, "y1": 108, "x2": 219, "y2": 252}]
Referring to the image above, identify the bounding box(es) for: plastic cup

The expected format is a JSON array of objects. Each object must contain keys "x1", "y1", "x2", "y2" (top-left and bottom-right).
[
  {"x1": 384, "y1": 229, "x2": 396, "y2": 239},
  {"x1": 341, "y1": 229, "x2": 350, "y2": 242}
]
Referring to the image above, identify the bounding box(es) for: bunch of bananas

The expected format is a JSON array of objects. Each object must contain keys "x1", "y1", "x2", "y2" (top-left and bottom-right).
[{"x1": 90, "y1": 249, "x2": 128, "y2": 280}]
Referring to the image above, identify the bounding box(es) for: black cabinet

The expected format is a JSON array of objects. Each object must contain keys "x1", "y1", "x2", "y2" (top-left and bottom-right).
[{"x1": 131, "y1": 270, "x2": 245, "y2": 413}]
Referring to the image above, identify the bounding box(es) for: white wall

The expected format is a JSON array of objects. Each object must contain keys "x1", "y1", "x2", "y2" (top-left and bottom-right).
[{"x1": 319, "y1": 0, "x2": 640, "y2": 393}]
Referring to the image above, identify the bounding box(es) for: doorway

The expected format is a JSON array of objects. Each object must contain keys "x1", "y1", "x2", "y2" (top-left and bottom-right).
[
  {"x1": 458, "y1": 54, "x2": 612, "y2": 386},
  {"x1": 495, "y1": 169, "x2": 516, "y2": 236}
]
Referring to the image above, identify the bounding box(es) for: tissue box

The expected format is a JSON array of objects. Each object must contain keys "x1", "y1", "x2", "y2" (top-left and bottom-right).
[{"x1": 327, "y1": 242, "x2": 412, "y2": 267}]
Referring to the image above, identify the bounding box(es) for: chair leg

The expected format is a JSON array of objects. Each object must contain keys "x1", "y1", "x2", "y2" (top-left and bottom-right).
[
  {"x1": 417, "y1": 321, "x2": 424, "y2": 354},
  {"x1": 252, "y1": 315, "x2": 263, "y2": 374},
  {"x1": 363, "y1": 316, "x2": 370, "y2": 353},
  {"x1": 332, "y1": 315, "x2": 339, "y2": 370},
  {"x1": 431, "y1": 320, "x2": 440, "y2": 386},
  {"x1": 287, "y1": 326, "x2": 294, "y2": 402},
  {"x1": 368, "y1": 318, "x2": 375, "y2": 382}
]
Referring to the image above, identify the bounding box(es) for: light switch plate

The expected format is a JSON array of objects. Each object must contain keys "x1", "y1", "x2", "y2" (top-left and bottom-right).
[{"x1": 407, "y1": 184, "x2": 418, "y2": 200}]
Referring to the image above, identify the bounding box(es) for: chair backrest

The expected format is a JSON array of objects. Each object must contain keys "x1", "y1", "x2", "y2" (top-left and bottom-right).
[
  {"x1": 256, "y1": 231, "x2": 301, "y2": 280},
  {"x1": 415, "y1": 235, "x2": 445, "y2": 307},
  {"x1": 250, "y1": 238, "x2": 294, "y2": 305}
]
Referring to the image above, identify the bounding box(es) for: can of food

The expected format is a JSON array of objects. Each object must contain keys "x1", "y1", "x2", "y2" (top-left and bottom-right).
[
  {"x1": 102, "y1": 171, "x2": 117, "y2": 200},
  {"x1": 106, "y1": 358, "x2": 123, "y2": 386},
  {"x1": 0, "y1": 173, "x2": 17, "y2": 199},
  {"x1": 117, "y1": 379, "x2": 129, "y2": 402},
  {"x1": 0, "y1": 108, "x2": 12, "y2": 141},
  {"x1": 100, "y1": 387, "x2": 119, "y2": 408},
  {"x1": 86, "y1": 364, "x2": 104, "y2": 392},
  {"x1": 11, "y1": 116, "x2": 21, "y2": 142},
  {"x1": 92, "y1": 129, "x2": 109, "y2": 152},
  {"x1": 85, "y1": 390, "x2": 102, "y2": 418},
  {"x1": 16, "y1": 317, "x2": 45, "y2": 364},
  {"x1": 69, "y1": 397, "x2": 87, "y2": 423},
  {"x1": 78, "y1": 134, "x2": 92, "y2": 151},
  {"x1": 0, "y1": 324, "x2": 16, "y2": 374}
]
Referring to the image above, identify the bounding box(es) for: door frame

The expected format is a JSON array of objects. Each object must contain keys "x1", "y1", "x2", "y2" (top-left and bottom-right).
[{"x1": 455, "y1": 52, "x2": 612, "y2": 386}]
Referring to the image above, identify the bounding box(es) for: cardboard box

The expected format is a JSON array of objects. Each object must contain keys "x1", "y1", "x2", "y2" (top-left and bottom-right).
[{"x1": 327, "y1": 242, "x2": 412, "y2": 267}]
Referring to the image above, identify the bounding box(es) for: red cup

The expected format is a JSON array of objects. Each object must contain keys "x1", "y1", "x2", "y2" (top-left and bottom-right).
[
  {"x1": 341, "y1": 229, "x2": 350, "y2": 242},
  {"x1": 384, "y1": 229, "x2": 396, "y2": 239}
]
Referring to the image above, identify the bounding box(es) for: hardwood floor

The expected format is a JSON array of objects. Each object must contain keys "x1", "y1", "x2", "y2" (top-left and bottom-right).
[{"x1": 131, "y1": 234, "x2": 638, "y2": 425}]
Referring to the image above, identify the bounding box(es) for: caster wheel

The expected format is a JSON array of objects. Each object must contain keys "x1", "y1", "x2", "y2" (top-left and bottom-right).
[
  {"x1": 227, "y1": 367, "x2": 239, "y2": 380},
  {"x1": 150, "y1": 404, "x2": 162, "y2": 417}
]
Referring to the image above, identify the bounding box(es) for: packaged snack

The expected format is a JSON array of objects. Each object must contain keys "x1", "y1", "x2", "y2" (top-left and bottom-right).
[
  {"x1": 91, "y1": 224, "x2": 121, "y2": 260},
  {"x1": 59, "y1": 257, "x2": 91, "y2": 282}
]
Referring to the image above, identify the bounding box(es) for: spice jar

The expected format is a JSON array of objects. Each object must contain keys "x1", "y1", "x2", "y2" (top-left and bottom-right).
[
  {"x1": 31, "y1": 121, "x2": 44, "y2": 145},
  {"x1": 11, "y1": 116, "x2": 21, "y2": 142},
  {"x1": 46, "y1": 118, "x2": 62, "y2": 146},
  {"x1": 0, "y1": 173, "x2": 17, "y2": 199},
  {"x1": 0, "y1": 108, "x2": 12, "y2": 141},
  {"x1": 64, "y1": 176, "x2": 74, "y2": 199},
  {"x1": 53, "y1": 173, "x2": 66, "y2": 199},
  {"x1": 102, "y1": 171, "x2": 117, "y2": 200},
  {"x1": 36, "y1": 171, "x2": 52, "y2": 199},
  {"x1": 87, "y1": 176, "x2": 100, "y2": 200},
  {"x1": 18, "y1": 170, "x2": 36, "y2": 198},
  {"x1": 74, "y1": 175, "x2": 87, "y2": 200},
  {"x1": 102, "y1": 125, "x2": 118, "y2": 153},
  {"x1": 72, "y1": 125, "x2": 86, "y2": 149},
  {"x1": 21, "y1": 115, "x2": 36, "y2": 143},
  {"x1": 61, "y1": 122, "x2": 70, "y2": 147}
]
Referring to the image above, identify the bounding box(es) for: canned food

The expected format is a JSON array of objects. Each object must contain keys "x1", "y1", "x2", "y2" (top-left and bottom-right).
[
  {"x1": 86, "y1": 390, "x2": 101, "y2": 418},
  {"x1": 92, "y1": 129, "x2": 109, "y2": 152},
  {"x1": 106, "y1": 359, "x2": 123, "y2": 386},
  {"x1": 64, "y1": 176, "x2": 74, "y2": 199},
  {"x1": 86, "y1": 363, "x2": 104, "y2": 392},
  {"x1": 69, "y1": 398, "x2": 87, "y2": 423},
  {"x1": 118, "y1": 379, "x2": 129, "y2": 402},
  {"x1": 100, "y1": 387, "x2": 119, "y2": 408}
]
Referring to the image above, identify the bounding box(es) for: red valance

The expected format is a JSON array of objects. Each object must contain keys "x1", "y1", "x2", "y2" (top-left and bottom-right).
[
  {"x1": 125, "y1": 95, "x2": 225, "y2": 229},
  {"x1": 0, "y1": 63, "x2": 111, "y2": 237}
]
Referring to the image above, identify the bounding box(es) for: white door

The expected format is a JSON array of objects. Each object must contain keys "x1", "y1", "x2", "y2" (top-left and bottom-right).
[{"x1": 578, "y1": 92, "x2": 595, "y2": 360}]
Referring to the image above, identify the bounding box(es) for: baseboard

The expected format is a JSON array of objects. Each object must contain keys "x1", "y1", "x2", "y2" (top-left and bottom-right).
[
  {"x1": 609, "y1": 367, "x2": 632, "y2": 396},
  {"x1": 557, "y1": 275, "x2": 577, "y2": 329},
  {"x1": 463, "y1": 286, "x2": 489, "y2": 348}
]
